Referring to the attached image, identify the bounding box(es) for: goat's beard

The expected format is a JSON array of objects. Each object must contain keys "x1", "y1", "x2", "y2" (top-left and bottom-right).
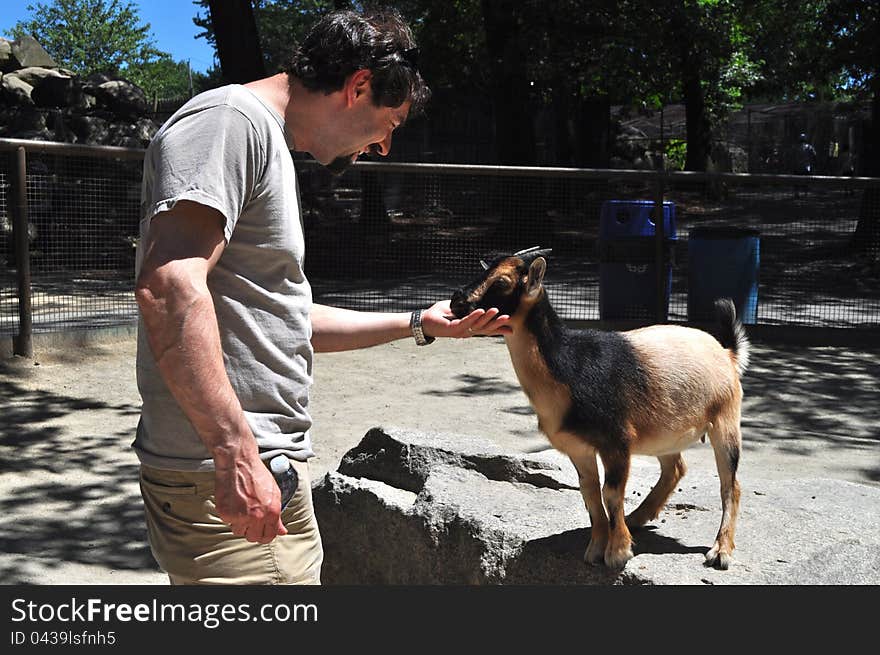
[{"x1": 325, "y1": 154, "x2": 356, "y2": 177}]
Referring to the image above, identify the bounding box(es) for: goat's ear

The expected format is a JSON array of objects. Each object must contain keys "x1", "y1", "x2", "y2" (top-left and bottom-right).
[{"x1": 525, "y1": 257, "x2": 546, "y2": 298}]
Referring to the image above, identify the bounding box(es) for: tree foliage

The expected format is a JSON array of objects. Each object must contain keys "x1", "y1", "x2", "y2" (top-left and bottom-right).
[
  {"x1": 828, "y1": 0, "x2": 879, "y2": 98},
  {"x1": 193, "y1": 0, "x2": 343, "y2": 78},
  {"x1": 132, "y1": 56, "x2": 197, "y2": 98},
  {"x1": 12, "y1": 0, "x2": 874, "y2": 170},
  {"x1": 8, "y1": 0, "x2": 202, "y2": 96},
  {"x1": 10, "y1": 0, "x2": 158, "y2": 75},
  {"x1": 746, "y1": 0, "x2": 876, "y2": 103}
]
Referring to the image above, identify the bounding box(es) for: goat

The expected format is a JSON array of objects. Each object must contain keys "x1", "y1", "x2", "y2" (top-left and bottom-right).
[{"x1": 450, "y1": 247, "x2": 749, "y2": 570}]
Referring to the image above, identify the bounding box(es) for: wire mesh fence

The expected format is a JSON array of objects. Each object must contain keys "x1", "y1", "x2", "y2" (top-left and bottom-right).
[
  {"x1": 1, "y1": 138, "x2": 878, "y2": 346},
  {"x1": 301, "y1": 161, "x2": 880, "y2": 330},
  {"x1": 0, "y1": 140, "x2": 142, "y2": 339}
]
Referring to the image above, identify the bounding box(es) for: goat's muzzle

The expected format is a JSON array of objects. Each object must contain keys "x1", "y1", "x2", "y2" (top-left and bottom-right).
[{"x1": 450, "y1": 289, "x2": 473, "y2": 319}]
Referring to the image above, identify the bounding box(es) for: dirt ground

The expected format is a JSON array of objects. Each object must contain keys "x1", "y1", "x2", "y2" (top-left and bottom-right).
[{"x1": 1, "y1": 331, "x2": 878, "y2": 584}]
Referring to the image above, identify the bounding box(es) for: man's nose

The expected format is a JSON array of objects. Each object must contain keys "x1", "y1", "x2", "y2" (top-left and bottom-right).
[{"x1": 372, "y1": 133, "x2": 392, "y2": 157}]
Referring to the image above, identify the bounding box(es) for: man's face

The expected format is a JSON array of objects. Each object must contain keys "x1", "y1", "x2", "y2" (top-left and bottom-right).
[{"x1": 323, "y1": 75, "x2": 411, "y2": 176}]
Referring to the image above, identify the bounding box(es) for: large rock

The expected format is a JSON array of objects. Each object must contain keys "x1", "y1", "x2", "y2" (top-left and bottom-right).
[
  {"x1": 312, "y1": 426, "x2": 880, "y2": 585},
  {"x1": 67, "y1": 115, "x2": 110, "y2": 144},
  {"x1": 89, "y1": 79, "x2": 148, "y2": 117},
  {"x1": 10, "y1": 35, "x2": 56, "y2": 69},
  {"x1": 0, "y1": 36, "x2": 161, "y2": 146},
  {"x1": 1, "y1": 72, "x2": 35, "y2": 105},
  {"x1": 46, "y1": 109, "x2": 76, "y2": 143},
  {"x1": 1, "y1": 68, "x2": 78, "y2": 109},
  {"x1": 0, "y1": 39, "x2": 13, "y2": 72},
  {"x1": 16, "y1": 67, "x2": 75, "y2": 107},
  {"x1": 9, "y1": 66, "x2": 64, "y2": 86},
  {"x1": 0, "y1": 107, "x2": 49, "y2": 140}
]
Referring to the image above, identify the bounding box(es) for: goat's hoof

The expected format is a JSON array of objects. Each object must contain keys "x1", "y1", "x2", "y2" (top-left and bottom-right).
[
  {"x1": 705, "y1": 545, "x2": 732, "y2": 570},
  {"x1": 604, "y1": 547, "x2": 634, "y2": 570},
  {"x1": 625, "y1": 512, "x2": 650, "y2": 529},
  {"x1": 583, "y1": 541, "x2": 606, "y2": 566}
]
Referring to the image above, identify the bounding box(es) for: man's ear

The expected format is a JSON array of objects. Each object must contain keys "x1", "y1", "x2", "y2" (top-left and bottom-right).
[{"x1": 345, "y1": 69, "x2": 372, "y2": 106}]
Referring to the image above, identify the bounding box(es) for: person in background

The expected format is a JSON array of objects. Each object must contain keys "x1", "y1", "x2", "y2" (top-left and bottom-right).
[{"x1": 795, "y1": 132, "x2": 817, "y2": 175}]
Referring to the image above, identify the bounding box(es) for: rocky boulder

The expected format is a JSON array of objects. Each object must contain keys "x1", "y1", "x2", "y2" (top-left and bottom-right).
[
  {"x1": 0, "y1": 39, "x2": 13, "y2": 71},
  {"x1": 312, "y1": 426, "x2": 880, "y2": 584},
  {"x1": 89, "y1": 79, "x2": 148, "y2": 117},
  {"x1": 0, "y1": 36, "x2": 164, "y2": 147},
  {"x1": 1, "y1": 72, "x2": 35, "y2": 106},
  {"x1": 9, "y1": 35, "x2": 56, "y2": 69}
]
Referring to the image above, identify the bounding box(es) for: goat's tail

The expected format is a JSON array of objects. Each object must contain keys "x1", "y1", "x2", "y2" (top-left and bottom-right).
[{"x1": 715, "y1": 298, "x2": 750, "y2": 377}]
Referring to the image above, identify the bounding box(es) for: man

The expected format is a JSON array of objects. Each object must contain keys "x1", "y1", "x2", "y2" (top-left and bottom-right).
[{"x1": 134, "y1": 7, "x2": 509, "y2": 585}]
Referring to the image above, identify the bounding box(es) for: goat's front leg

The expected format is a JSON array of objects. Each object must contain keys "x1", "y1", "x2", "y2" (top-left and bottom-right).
[
  {"x1": 599, "y1": 449, "x2": 634, "y2": 569},
  {"x1": 569, "y1": 450, "x2": 607, "y2": 566}
]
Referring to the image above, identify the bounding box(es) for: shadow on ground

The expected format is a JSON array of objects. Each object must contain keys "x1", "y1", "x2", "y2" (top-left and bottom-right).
[
  {"x1": 0, "y1": 333, "x2": 877, "y2": 584},
  {"x1": 0, "y1": 363, "x2": 157, "y2": 583},
  {"x1": 739, "y1": 342, "x2": 880, "y2": 483}
]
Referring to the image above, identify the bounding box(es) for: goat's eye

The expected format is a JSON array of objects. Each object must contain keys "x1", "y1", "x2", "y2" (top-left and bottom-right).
[{"x1": 492, "y1": 277, "x2": 513, "y2": 291}]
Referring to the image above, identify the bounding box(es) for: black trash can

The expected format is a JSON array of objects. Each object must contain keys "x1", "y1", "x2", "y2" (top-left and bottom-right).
[
  {"x1": 598, "y1": 200, "x2": 677, "y2": 320},
  {"x1": 687, "y1": 227, "x2": 760, "y2": 324}
]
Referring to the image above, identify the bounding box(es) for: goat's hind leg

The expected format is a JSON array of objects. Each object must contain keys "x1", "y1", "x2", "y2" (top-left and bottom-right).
[
  {"x1": 569, "y1": 451, "x2": 608, "y2": 566},
  {"x1": 626, "y1": 453, "x2": 687, "y2": 529},
  {"x1": 706, "y1": 417, "x2": 742, "y2": 570}
]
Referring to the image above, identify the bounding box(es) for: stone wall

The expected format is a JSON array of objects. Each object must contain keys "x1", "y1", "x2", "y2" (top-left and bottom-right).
[{"x1": 0, "y1": 35, "x2": 160, "y2": 148}]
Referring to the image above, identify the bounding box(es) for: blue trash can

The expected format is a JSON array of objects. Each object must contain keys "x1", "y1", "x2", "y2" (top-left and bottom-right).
[
  {"x1": 687, "y1": 227, "x2": 760, "y2": 325},
  {"x1": 598, "y1": 200, "x2": 677, "y2": 320}
]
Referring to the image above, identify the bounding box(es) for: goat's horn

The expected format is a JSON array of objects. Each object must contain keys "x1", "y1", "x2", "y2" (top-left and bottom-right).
[
  {"x1": 513, "y1": 246, "x2": 542, "y2": 256},
  {"x1": 480, "y1": 259, "x2": 490, "y2": 270}
]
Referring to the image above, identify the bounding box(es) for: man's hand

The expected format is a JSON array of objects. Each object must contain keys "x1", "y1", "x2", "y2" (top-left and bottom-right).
[
  {"x1": 421, "y1": 300, "x2": 512, "y2": 338},
  {"x1": 214, "y1": 450, "x2": 287, "y2": 545}
]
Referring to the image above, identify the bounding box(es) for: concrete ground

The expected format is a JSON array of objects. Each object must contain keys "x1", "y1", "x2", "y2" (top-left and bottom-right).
[{"x1": 0, "y1": 331, "x2": 878, "y2": 584}]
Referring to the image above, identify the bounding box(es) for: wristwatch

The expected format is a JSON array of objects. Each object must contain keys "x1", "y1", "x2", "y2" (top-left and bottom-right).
[{"x1": 410, "y1": 309, "x2": 435, "y2": 346}]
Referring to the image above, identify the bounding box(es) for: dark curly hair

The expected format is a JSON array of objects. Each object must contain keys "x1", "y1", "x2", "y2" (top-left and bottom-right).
[{"x1": 283, "y1": 7, "x2": 431, "y2": 116}]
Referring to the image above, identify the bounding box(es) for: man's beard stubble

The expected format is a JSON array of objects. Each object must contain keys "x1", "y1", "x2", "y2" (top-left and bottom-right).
[
  {"x1": 325, "y1": 154, "x2": 355, "y2": 176},
  {"x1": 326, "y1": 143, "x2": 381, "y2": 176}
]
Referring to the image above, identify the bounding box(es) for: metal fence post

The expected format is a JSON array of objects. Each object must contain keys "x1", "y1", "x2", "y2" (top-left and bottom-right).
[
  {"x1": 654, "y1": 173, "x2": 667, "y2": 324},
  {"x1": 12, "y1": 146, "x2": 33, "y2": 357}
]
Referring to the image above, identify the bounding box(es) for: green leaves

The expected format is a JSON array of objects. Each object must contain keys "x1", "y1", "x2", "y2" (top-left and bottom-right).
[
  {"x1": 8, "y1": 0, "x2": 204, "y2": 96},
  {"x1": 10, "y1": 0, "x2": 158, "y2": 76}
]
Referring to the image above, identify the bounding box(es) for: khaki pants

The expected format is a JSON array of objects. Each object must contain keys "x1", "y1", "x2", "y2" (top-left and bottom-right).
[{"x1": 139, "y1": 459, "x2": 323, "y2": 585}]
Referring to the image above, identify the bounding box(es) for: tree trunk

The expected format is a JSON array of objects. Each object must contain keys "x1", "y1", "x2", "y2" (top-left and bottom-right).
[
  {"x1": 852, "y1": 76, "x2": 880, "y2": 256},
  {"x1": 680, "y1": 50, "x2": 711, "y2": 172},
  {"x1": 480, "y1": 0, "x2": 536, "y2": 166},
  {"x1": 576, "y1": 96, "x2": 611, "y2": 169},
  {"x1": 668, "y1": 0, "x2": 711, "y2": 173},
  {"x1": 207, "y1": 0, "x2": 266, "y2": 84},
  {"x1": 553, "y1": 83, "x2": 574, "y2": 167},
  {"x1": 480, "y1": 0, "x2": 541, "y2": 244}
]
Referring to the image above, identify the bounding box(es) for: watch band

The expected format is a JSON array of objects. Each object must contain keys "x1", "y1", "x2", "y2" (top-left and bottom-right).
[{"x1": 410, "y1": 309, "x2": 435, "y2": 346}]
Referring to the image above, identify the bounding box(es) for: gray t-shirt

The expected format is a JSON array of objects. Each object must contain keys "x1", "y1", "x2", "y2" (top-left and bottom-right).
[{"x1": 133, "y1": 84, "x2": 314, "y2": 471}]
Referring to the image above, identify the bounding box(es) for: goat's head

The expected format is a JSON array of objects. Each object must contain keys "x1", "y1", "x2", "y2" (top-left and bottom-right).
[{"x1": 450, "y1": 246, "x2": 551, "y2": 319}]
